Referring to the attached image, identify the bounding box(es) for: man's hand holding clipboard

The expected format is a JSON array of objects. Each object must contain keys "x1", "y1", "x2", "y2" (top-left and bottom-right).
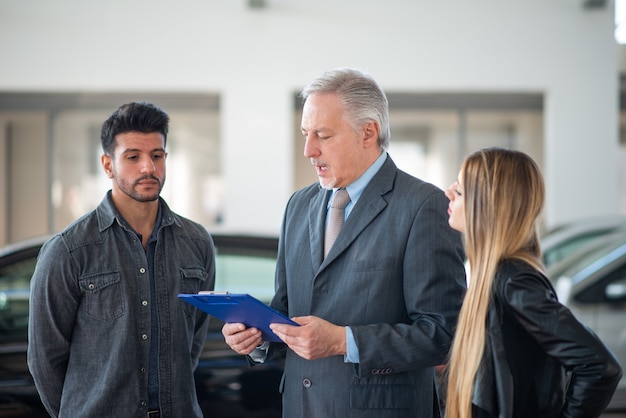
[{"x1": 178, "y1": 291, "x2": 298, "y2": 343}]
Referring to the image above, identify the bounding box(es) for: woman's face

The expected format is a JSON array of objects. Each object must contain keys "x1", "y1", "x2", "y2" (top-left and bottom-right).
[{"x1": 445, "y1": 171, "x2": 466, "y2": 233}]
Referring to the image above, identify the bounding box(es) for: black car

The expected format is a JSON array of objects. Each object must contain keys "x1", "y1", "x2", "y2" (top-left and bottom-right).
[{"x1": 0, "y1": 233, "x2": 282, "y2": 418}]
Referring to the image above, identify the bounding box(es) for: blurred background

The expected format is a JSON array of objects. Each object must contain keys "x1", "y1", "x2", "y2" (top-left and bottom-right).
[
  {"x1": 2, "y1": 2, "x2": 626, "y2": 416},
  {"x1": 0, "y1": 0, "x2": 625, "y2": 245}
]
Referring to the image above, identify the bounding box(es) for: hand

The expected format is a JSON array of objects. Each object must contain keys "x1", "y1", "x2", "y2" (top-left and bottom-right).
[
  {"x1": 270, "y1": 316, "x2": 346, "y2": 360},
  {"x1": 221, "y1": 322, "x2": 263, "y2": 355}
]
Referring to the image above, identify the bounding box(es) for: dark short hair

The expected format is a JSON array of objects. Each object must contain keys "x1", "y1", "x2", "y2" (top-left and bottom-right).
[{"x1": 100, "y1": 101, "x2": 169, "y2": 155}]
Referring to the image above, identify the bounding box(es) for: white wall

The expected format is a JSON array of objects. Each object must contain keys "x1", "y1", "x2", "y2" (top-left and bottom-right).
[{"x1": 0, "y1": 0, "x2": 619, "y2": 231}]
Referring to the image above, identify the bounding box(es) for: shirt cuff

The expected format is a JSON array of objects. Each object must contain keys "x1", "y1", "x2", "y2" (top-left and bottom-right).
[
  {"x1": 344, "y1": 326, "x2": 360, "y2": 364},
  {"x1": 248, "y1": 341, "x2": 270, "y2": 363}
]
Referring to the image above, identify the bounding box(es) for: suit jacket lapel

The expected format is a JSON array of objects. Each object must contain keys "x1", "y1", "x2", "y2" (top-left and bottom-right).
[
  {"x1": 309, "y1": 187, "x2": 330, "y2": 270},
  {"x1": 317, "y1": 157, "x2": 397, "y2": 271}
]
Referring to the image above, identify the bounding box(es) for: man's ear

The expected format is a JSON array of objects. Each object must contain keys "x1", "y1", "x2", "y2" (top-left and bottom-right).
[
  {"x1": 101, "y1": 154, "x2": 114, "y2": 179},
  {"x1": 362, "y1": 120, "x2": 380, "y2": 149}
]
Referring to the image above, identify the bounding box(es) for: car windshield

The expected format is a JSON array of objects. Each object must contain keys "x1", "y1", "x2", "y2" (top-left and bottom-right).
[
  {"x1": 547, "y1": 233, "x2": 626, "y2": 287},
  {"x1": 543, "y1": 231, "x2": 619, "y2": 267},
  {"x1": 541, "y1": 216, "x2": 626, "y2": 268},
  {"x1": 214, "y1": 253, "x2": 276, "y2": 302},
  {"x1": 0, "y1": 257, "x2": 36, "y2": 339}
]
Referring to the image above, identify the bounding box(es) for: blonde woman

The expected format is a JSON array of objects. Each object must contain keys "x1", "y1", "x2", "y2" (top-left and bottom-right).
[{"x1": 443, "y1": 147, "x2": 622, "y2": 418}]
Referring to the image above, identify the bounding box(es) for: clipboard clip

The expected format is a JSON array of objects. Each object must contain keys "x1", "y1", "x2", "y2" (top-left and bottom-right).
[{"x1": 199, "y1": 290, "x2": 230, "y2": 295}]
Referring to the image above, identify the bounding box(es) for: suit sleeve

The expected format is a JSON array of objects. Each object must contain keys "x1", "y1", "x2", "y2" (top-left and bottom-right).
[
  {"x1": 270, "y1": 191, "x2": 295, "y2": 319},
  {"x1": 352, "y1": 189, "x2": 467, "y2": 375}
]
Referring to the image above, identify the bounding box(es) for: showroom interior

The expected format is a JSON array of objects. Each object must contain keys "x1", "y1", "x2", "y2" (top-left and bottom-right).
[
  {"x1": 2, "y1": 2, "x2": 626, "y2": 416},
  {"x1": 0, "y1": 0, "x2": 625, "y2": 247}
]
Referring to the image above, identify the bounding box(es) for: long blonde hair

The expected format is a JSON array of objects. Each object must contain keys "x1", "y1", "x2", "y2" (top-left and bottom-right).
[{"x1": 444, "y1": 148, "x2": 545, "y2": 418}]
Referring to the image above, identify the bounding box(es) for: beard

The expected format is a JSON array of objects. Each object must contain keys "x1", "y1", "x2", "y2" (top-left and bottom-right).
[
  {"x1": 318, "y1": 178, "x2": 335, "y2": 190},
  {"x1": 115, "y1": 175, "x2": 163, "y2": 202}
]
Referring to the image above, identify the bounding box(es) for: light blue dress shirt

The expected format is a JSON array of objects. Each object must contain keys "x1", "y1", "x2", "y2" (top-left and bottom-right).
[{"x1": 327, "y1": 151, "x2": 388, "y2": 364}]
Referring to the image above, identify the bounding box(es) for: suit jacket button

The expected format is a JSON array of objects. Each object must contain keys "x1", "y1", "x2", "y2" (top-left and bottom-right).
[{"x1": 302, "y1": 378, "x2": 312, "y2": 388}]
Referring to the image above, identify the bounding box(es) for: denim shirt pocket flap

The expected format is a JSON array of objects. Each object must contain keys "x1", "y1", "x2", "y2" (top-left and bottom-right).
[
  {"x1": 78, "y1": 272, "x2": 124, "y2": 321},
  {"x1": 180, "y1": 267, "x2": 209, "y2": 282},
  {"x1": 180, "y1": 267, "x2": 209, "y2": 295},
  {"x1": 79, "y1": 272, "x2": 120, "y2": 293}
]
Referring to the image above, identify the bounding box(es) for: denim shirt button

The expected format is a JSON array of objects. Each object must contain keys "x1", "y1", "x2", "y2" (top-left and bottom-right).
[
  {"x1": 88, "y1": 283, "x2": 95, "y2": 290},
  {"x1": 142, "y1": 300, "x2": 148, "y2": 307},
  {"x1": 140, "y1": 401, "x2": 147, "y2": 407},
  {"x1": 141, "y1": 334, "x2": 148, "y2": 340},
  {"x1": 139, "y1": 267, "x2": 146, "y2": 274},
  {"x1": 140, "y1": 367, "x2": 146, "y2": 373}
]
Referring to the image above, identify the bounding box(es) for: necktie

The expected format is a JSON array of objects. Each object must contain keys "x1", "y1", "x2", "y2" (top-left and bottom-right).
[{"x1": 324, "y1": 188, "x2": 351, "y2": 258}]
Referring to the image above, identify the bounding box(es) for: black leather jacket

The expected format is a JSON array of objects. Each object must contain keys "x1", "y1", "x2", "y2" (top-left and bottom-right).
[{"x1": 471, "y1": 260, "x2": 622, "y2": 418}]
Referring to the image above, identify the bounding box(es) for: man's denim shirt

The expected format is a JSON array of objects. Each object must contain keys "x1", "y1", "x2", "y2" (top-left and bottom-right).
[{"x1": 27, "y1": 191, "x2": 215, "y2": 418}]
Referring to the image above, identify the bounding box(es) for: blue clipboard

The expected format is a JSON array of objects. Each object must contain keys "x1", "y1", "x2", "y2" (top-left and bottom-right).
[{"x1": 178, "y1": 292, "x2": 298, "y2": 342}]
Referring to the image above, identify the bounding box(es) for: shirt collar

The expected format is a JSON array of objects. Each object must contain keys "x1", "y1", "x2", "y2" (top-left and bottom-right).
[
  {"x1": 97, "y1": 190, "x2": 176, "y2": 233},
  {"x1": 328, "y1": 151, "x2": 387, "y2": 212}
]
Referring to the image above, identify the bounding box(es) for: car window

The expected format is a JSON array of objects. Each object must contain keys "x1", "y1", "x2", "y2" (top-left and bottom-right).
[
  {"x1": 543, "y1": 231, "x2": 615, "y2": 267},
  {"x1": 0, "y1": 257, "x2": 36, "y2": 339},
  {"x1": 214, "y1": 253, "x2": 276, "y2": 303},
  {"x1": 574, "y1": 259, "x2": 626, "y2": 304}
]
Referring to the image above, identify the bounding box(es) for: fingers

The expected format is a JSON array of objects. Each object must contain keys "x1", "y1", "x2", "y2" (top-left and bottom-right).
[
  {"x1": 222, "y1": 322, "x2": 246, "y2": 337},
  {"x1": 269, "y1": 324, "x2": 289, "y2": 344},
  {"x1": 221, "y1": 323, "x2": 263, "y2": 355},
  {"x1": 270, "y1": 316, "x2": 346, "y2": 360},
  {"x1": 270, "y1": 319, "x2": 318, "y2": 360}
]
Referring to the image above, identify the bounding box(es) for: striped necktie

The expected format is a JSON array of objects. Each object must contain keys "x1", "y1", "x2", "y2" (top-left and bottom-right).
[{"x1": 324, "y1": 188, "x2": 351, "y2": 258}]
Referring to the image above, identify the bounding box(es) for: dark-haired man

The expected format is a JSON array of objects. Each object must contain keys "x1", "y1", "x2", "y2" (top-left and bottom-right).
[{"x1": 28, "y1": 102, "x2": 215, "y2": 418}]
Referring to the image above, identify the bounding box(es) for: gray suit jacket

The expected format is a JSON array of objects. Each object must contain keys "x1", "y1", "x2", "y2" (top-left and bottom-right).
[{"x1": 270, "y1": 156, "x2": 466, "y2": 417}]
